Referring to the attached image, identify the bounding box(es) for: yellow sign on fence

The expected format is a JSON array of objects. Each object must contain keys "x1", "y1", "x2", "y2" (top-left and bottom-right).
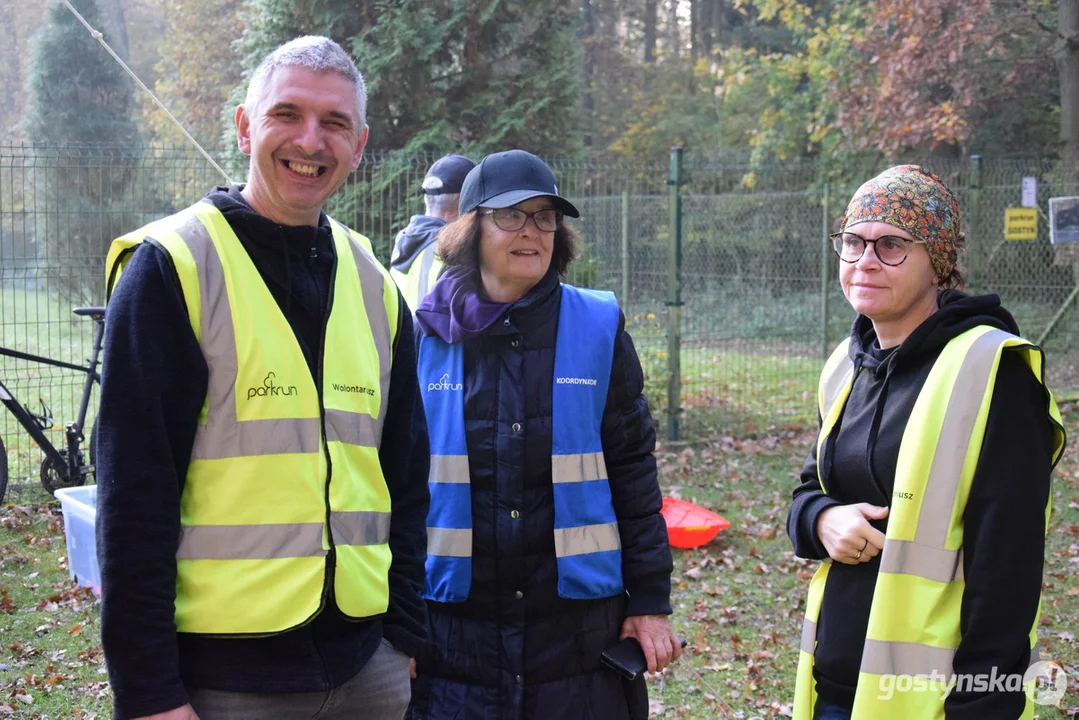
[{"x1": 1004, "y1": 208, "x2": 1038, "y2": 241}]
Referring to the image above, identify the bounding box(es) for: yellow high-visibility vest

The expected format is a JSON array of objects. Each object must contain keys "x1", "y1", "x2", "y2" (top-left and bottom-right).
[
  {"x1": 106, "y1": 199, "x2": 400, "y2": 635},
  {"x1": 793, "y1": 325, "x2": 1065, "y2": 720},
  {"x1": 390, "y1": 242, "x2": 443, "y2": 312}
]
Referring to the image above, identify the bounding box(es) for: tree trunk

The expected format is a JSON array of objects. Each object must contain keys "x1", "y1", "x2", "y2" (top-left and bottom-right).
[
  {"x1": 0, "y1": 2, "x2": 17, "y2": 134},
  {"x1": 667, "y1": 0, "x2": 680, "y2": 58},
  {"x1": 689, "y1": 0, "x2": 698, "y2": 64},
  {"x1": 644, "y1": 0, "x2": 657, "y2": 63},
  {"x1": 580, "y1": 0, "x2": 595, "y2": 147},
  {"x1": 700, "y1": 0, "x2": 713, "y2": 59},
  {"x1": 712, "y1": 0, "x2": 724, "y2": 47},
  {"x1": 596, "y1": 0, "x2": 616, "y2": 39},
  {"x1": 97, "y1": 0, "x2": 131, "y2": 62},
  {"x1": 1060, "y1": 0, "x2": 1079, "y2": 164}
]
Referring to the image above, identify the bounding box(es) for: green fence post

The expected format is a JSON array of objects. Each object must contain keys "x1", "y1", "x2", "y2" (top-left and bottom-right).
[
  {"x1": 821, "y1": 182, "x2": 830, "y2": 359},
  {"x1": 622, "y1": 189, "x2": 630, "y2": 305},
  {"x1": 667, "y1": 147, "x2": 684, "y2": 442},
  {"x1": 969, "y1": 155, "x2": 983, "y2": 279}
]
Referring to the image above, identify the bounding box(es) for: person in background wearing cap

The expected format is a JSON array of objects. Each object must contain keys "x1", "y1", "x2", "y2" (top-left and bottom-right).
[
  {"x1": 390, "y1": 155, "x2": 476, "y2": 310},
  {"x1": 405, "y1": 149, "x2": 680, "y2": 720},
  {"x1": 787, "y1": 166, "x2": 1066, "y2": 720}
]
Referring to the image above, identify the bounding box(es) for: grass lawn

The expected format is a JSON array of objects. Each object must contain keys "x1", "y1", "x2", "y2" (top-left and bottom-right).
[
  {"x1": 0, "y1": 505, "x2": 109, "y2": 718},
  {"x1": 634, "y1": 340, "x2": 822, "y2": 441},
  {"x1": 2, "y1": 404, "x2": 1078, "y2": 718}
]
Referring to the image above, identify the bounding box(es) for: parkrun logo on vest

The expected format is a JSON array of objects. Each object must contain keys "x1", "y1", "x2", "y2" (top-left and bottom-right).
[
  {"x1": 556, "y1": 377, "x2": 598, "y2": 386},
  {"x1": 428, "y1": 374, "x2": 463, "y2": 392},
  {"x1": 247, "y1": 372, "x2": 298, "y2": 400}
]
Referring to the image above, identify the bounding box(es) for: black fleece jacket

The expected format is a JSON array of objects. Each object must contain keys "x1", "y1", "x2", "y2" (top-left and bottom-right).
[
  {"x1": 390, "y1": 214, "x2": 445, "y2": 274},
  {"x1": 96, "y1": 186, "x2": 430, "y2": 719},
  {"x1": 786, "y1": 290, "x2": 1060, "y2": 719}
]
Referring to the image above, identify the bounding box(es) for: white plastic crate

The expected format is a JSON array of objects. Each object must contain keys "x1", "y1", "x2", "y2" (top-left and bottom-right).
[{"x1": 54, "y1": 485, "x2": 101, "y2": 595}]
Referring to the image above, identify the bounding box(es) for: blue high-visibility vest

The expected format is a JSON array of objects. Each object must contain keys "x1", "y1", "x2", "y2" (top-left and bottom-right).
[{"x1": 418, "y1": 284, "x2": 625, "y2": 602}]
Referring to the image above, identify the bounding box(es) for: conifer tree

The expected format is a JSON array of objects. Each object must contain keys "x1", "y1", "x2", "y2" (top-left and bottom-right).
[{"x1": 24, "y1": 0, "x2": 142, "y2": 303}]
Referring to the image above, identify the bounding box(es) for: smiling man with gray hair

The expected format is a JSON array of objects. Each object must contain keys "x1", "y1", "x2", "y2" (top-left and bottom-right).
[{"x1": 96, "y1": 35, "x2": 429, "y2": 720}]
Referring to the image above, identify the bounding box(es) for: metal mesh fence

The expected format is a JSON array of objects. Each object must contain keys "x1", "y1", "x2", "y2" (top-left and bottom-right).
[{"x1": 3, "y1": 144, "x2": 1079, "y2": 490}]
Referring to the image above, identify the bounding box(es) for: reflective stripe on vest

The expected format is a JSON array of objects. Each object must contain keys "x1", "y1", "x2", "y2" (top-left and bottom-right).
[
  {"x1": 417, "y1": 284, "x2": 624, "y2": 602},
  {"x1": 390, "y1": 242, "x2": 443, "y2": 311},
  {"x1": 106, "y1": 200, "x2": 398, "y2": 634},
  {"x1": 793, "y1": 326, "x2": 1065, "y2": 720}
]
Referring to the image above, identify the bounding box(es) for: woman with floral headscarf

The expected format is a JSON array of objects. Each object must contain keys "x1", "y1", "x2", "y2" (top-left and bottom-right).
[{"x1": 787, "y1": 166, "x2": 1066, "y2": 720}]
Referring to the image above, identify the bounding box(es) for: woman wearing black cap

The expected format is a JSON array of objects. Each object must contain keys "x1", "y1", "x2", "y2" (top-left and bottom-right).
[{"x1": 407, "y1": 149, "x2": 681, "y2": 720}]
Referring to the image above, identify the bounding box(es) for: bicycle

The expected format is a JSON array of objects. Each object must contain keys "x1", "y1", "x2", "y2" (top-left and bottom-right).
[{"x1": 0, "y1": 306, "x2": 105, "y2": 503}]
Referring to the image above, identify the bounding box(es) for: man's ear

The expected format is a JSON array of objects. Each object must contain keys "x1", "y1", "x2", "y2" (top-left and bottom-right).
[
  {"x1": 236, "y1": 105, "x2": 252, "y2": 156},
  {"x1": 352, "y1": 125, "x2": 369, "y2": 171}
]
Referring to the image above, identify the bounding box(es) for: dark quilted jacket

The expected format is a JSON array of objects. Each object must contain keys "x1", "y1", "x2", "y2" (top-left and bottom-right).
[{"x1": 407, "y1": 274, "x2": 674, "y2": 720}]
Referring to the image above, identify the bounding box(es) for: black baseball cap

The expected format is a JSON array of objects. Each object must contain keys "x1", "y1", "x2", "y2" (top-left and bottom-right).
[
  {"x1": 458, "y1": 149, "x2": 580, "y2": 218},
  {"x1": 421, "y1": 155, "x2": 476, "y2": 195}
]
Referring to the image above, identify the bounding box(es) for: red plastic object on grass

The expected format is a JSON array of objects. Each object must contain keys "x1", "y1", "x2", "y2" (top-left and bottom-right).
[{"x1": 661, "y1": 497, "x2": 731, "y2": 549}]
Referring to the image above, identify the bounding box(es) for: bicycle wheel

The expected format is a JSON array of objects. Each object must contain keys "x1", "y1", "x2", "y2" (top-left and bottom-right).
[
  {"x1": 0, "y1": 435, "x2": 7, "y2": 505},
  {"x1": 40, "y1": 450, "x2": 85, "y2": 496}
]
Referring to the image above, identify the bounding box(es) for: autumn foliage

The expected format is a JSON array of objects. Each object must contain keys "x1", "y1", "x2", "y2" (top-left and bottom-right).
[{"x1": 837, "y1": 0, "x2": 1019, "y2": 155}]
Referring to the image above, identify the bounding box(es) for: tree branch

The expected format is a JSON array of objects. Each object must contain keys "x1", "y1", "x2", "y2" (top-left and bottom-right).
[{"x1": 1009, "y1": 0, "x2": 1069, "y2": 42}]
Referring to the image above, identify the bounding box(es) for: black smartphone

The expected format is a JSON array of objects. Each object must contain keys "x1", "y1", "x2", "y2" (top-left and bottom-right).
[{"x1": 600, "y1": 636, "x2": 688, "y2": 680}]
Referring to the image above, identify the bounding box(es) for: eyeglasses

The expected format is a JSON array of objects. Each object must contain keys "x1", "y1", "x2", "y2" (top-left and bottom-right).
[
  {"x1": 831, "y1": 232, "x2": 926, "y2": 267},
  {"x1": 480, "y1": 207, "x2": 562, "y2": 233}
]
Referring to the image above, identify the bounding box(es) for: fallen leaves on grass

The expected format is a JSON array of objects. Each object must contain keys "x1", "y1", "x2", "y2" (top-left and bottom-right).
[
  {"x1": 36, "y1": 585, "x2": 96, "y2": 614},
  {"x1": 6, "y1": 642, "x2": 41, "y2": 661},
  {"x1": 0, "y1": 504, "x2": 111, "y2": 716}
]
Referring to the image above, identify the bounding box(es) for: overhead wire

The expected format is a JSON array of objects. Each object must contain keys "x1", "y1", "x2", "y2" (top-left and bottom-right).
[{"x1": 58, "y1": 0, "x2": 234, "y2": 184}]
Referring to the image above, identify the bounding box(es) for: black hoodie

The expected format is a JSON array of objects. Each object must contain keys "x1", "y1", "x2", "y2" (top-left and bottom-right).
[
  {"x1": 96, "y1": 186, "x2": 430, "y2": 719},
  {"x1": 390, "y1": 214, "x2": 446, "y2": 274},
  {"x1": 786, "y1": 290, "x2": 1059, "y2": 719}
]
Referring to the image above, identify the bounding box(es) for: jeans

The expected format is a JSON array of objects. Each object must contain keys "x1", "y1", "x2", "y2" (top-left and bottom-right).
[
  {"x1": 813, "y1": 698, "x2": 853, "y2": 720},
  {"x1": 188, "y1": 639, "x2": 412, "y2": 720}
]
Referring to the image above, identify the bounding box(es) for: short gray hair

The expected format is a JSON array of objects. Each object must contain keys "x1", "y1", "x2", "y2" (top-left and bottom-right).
[
  {"x1": 424, "y1": 192, "x2": 460, "y2": 217},
  {"x1": 244, "y1": 36, "x2": 367, "y2": 130}
]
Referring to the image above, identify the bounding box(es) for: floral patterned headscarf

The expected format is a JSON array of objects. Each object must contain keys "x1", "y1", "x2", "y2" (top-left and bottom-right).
[{"x1": 842, "y1": 165, "x2": 961, "y2": 283}]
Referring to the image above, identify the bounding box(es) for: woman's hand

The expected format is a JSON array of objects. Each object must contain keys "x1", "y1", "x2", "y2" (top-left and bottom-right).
[
  {"x1": 620, "y1": 614, "x2": 682, "y2": 674},
  {"x1": 816, "y1": 503, "x2": 889, "y2": 565}
]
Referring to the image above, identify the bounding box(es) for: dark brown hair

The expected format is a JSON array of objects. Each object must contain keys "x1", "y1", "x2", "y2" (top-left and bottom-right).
[{"x1": 437, "y1": 210, "x2": 580, "y2": 276}]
